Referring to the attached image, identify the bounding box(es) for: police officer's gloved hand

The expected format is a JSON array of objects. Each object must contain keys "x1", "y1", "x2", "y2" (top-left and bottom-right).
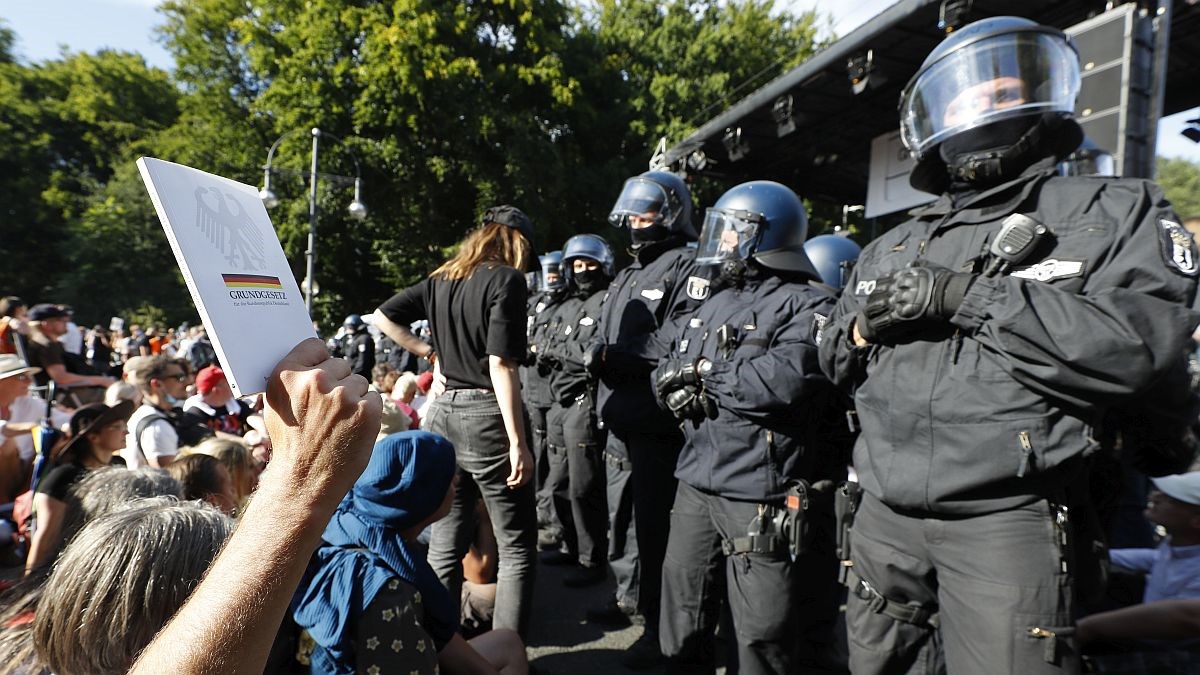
[
  {"x1": 856, "y1": 264, "x2": 976, "y2": 343},
  {"x1": 536, "y1": 350, "x2": 560, "y2": 376},
  {"x1": 582, "y1": 342, "x2": 606, "y2": 376},
  {"x1": 888, "y1": 262, "x2": 977, "y2": 322},
  {"x1": 654, "y1": 358, "x2": 712, "y2": 402},
  {"x1": 663, "y1": 384, "x2": 717, "y2": 421}
]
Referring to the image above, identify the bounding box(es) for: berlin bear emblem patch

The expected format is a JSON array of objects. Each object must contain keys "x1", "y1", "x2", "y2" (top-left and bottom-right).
[
  {"x1": 686, "y1": 275, "x2": 711, "y2": 301},
  {"x1": 1159, "y1": 219, "x2": 1199, "y2": 276}
]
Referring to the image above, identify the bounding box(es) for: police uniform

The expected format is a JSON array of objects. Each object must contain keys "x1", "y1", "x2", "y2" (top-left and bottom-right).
[
  {"x1": 820, "y1": 159, "x2": 1199, "y2": 672},
  {"x1": 657, "y1": 272, "x2": 842, "y2": 674},
  {"x1": 341, "y1": 330, "x2": 375, "y2": 380},
  {"x1": 541, "y1": 287, "x2": 609, "y2": 571},
  {"x1": 523, "y1": 288, "x2": 567, "y2": 530},
  {"x1": 594, "y1": 236, "x2": 706, "y2": 624}
]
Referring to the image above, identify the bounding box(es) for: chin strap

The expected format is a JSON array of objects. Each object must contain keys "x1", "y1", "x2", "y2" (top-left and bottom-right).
[{"x1": 947, "y1": 116, "x2": 1058, "y2": 186}]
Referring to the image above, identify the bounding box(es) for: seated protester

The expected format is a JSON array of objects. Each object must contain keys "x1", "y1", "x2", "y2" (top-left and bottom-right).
[
  {"x1": 0, "y1": 468, "x2": 183, "y2": 675},
  {"x1": 182, "y1": 365, "x2": 263, "y2": 438},
  {"x1": 24, "y1": 401, "x2": 135, "y2": 575},
  {"x1": 24, "y1": 304, "x2": 115, "y2": 404},
  {"x1": 1110, "y1": 472, "x2": 1200, "y2": 602},
  {"x1": 293, "y1": 431, "x2": 529, "y2": 675},
  {"x1": 0, "y1": 356, "x2": 71, "y2": 502},
  {"x1": 461, "y1": 500, "x2": 499, "y2": 639},
  {"x1": 167, "y1": 454, "x2": 238, "y2": 516},
  {"x1": 122, "y1": 355, "x2": 212, "y2": 469},
  {"x1": 181, "y1": 437, "x2": 259, "y2": 510},
  {"x1": 27, "y1": 498, "x2": 232, "y2": 675},
  {"x1": 392, "y1": 371, "x2": 422, "y2": 430}
]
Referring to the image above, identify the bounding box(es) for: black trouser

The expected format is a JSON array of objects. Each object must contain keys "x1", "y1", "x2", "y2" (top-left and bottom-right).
[
  {"x1": 846, "y1": 492, "x2": 1078, "y2": 674},
  {"x1": 546, "y1": 395, "x2": 609, "y2": 568},
  {"x1": 527, "y1": 403, "x2": 557, "y2": 530},
  {"x1": 660, "y1": 482, "x2": 839, "y2": 675},
  {"x1": 609, "y1": 426, "x2": 681, "y2": 631},
  {"x1": 604, "y1": 433, "x2": 639, "y2": 609}
]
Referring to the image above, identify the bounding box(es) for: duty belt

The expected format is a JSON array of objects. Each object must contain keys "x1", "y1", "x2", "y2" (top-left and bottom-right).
[
  {"x1": 844, "y1": 567, "x2": 940, "y2": 630},
  {"x1": 722, "y1": 533, "x2": 785, "y2": 556},
  {"x1": 602, "y1": 451, "x2": 631, "y2": 471}
]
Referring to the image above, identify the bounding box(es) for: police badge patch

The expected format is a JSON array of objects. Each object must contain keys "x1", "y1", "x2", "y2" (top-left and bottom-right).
[
  {"x1": 812, "y1": 313, "x2": 828, "y2": 345},
  {"x1": 1159, "y1": 219, "x2": 1199, "y2": 277},
  {"x1": 686, "y1": 275, "x2": 711, "y2": 301}
]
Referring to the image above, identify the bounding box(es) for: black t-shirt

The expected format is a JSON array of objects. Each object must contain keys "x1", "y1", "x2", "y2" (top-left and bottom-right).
[
  {"x1": 183, "y1": 399, "x2": 254, "y2": 436},
  {"x1": 378, "y1": 264, "x2": 527, "y2": 390},
  {"x1": 36, "y1": 463, "x2": 88, "y2": 502},
  {"x1": 27, "y1": 336, "x2": 65, "y2": 389}
]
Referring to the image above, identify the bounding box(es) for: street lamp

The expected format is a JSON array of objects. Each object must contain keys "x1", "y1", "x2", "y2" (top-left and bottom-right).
[{"x1": 260, "y1": 127, "x2": 368, "y2": 312}]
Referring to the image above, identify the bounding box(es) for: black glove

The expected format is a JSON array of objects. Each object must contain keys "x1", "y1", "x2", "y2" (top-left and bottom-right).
[
  {"x1": 536, "y1": 350, "x2": 560, "y2": 376},
  {"x1": 663, "y1": 385, "x2": 717, "y2": 421},
  {"x1": 582, "y1": 342, "x2": 605, "y2": 376},
  {"x1": 654, "y1": 358, "x2": 709, "y2": 402},
  {"x1": 856, "y1": 264, "x2": 976, "y2": 343}
]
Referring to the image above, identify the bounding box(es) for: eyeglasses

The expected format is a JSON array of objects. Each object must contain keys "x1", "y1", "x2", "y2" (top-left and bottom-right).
[{"x1": 162, "y1": 372, "x2": 188, "y2": 382}]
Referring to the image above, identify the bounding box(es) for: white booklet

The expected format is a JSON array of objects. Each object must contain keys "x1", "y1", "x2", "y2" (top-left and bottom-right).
[{"x1": 137, "y1": 157, "x2": 316, "y2": 396}]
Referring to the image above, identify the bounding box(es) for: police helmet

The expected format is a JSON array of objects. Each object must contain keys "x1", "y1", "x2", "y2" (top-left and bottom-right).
[
  {"x1": 900, "y1": 16, "x2": 1083, "y2": 192},
  {"x1": 562, "y1": 234, "x2": 616, "y2": 283},
  {"x1": 696, "y1": 181, "x2": 818, "y2": 278},
  {"x1": 607, "y1": 170, "x2": 697, "y2": 240},
  {"x1": 539, "y1": 251, "x2": 564, "y2": 292},
  {"x1": 1057, "y1": 137, "x2": 1115, "y2": 177},
  {"x1": 802, "y1": 235, "x2": 862, "y2": 291},
  {"x1": 344, "y1": 314, "x2": 364, "y2": 330}
]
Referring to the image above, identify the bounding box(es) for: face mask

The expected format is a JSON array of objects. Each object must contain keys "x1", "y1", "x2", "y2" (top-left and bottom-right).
[
  {"x1": 717, "y1": 258, "x2": 748, "y2": 289},
  {"x1": 574, "y1": 269, "x2": 606, "y2": 293},
  {"x1": 164, "y1": 393, "x2": 182, "y2": 407},
  {"x1": 630, "y1": 223, "x2": 670, "y2": 247}
]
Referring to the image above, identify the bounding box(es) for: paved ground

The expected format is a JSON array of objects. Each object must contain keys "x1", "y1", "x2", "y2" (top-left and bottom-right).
[{"x1": 524, "y1": 556, "x2": 664, "y2": 675}]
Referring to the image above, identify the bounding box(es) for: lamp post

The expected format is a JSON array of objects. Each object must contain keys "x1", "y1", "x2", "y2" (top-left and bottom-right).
[{"x1": 260, "y1": 127, "x2": 367, "y2": 312}]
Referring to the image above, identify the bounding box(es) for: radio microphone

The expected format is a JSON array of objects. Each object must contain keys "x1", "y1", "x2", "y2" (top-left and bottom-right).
[{"x1": 984, "y1": 214, "x2": 1047, "y2": 277}]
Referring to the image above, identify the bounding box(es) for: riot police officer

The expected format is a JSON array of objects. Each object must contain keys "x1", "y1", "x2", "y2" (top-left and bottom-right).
[
  {"x1": 819, "y1": 17, "x2": 1199, "y2": 673},
  {"x1": 588, "y1": 170, "x2": 709, "y2": 667},
  {"x1": 524, "y1": 251, "x2": 568, "y2": 540},
  {"x1": 539, "y1": 234, "x2": 616, "y2": 588},
  {"x1": 803, "y1": 234, "x2": 862, "y2": 294},
  {"x1": 340, "y1": 314, "x2": 375, "y2": 380},
  {"x1": 653, "y1": 181, "x2": 842, "y2": 674}
]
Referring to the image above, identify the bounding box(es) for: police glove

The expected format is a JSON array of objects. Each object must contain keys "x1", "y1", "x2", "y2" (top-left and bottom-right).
[
  {"x1": 654, "y1": 358, "x2": 712, "y2": 402},
  {"x1": 663, "y1": 384, "x2": 717, "y2": 422},
  {"x1": 582, "y1": 342, "x2": 605, "y2": 376},
  {"x1": 888, "y1": 263, "x2": 976, "y2": 322},
  {"x1": 536, "y1": 350, "x2": 560, "y2": 376},
  {"x1": 856, "y1": 264, "x2": 976, "y2": 343}
]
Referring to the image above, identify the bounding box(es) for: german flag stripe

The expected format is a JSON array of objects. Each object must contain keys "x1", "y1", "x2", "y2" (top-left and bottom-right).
[{"x1": 222, "y1": 274, "x2": 281, "y2": 284}]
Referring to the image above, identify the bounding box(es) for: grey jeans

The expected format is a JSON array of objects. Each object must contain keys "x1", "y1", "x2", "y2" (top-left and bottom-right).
[{"x1": 425, "y1": 389, "x2": 537, "y2": 638}]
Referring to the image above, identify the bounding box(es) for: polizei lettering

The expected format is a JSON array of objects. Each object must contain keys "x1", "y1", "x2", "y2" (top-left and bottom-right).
[{"x1": 229, "y1": 289, "x2": 287, "y2": 300}]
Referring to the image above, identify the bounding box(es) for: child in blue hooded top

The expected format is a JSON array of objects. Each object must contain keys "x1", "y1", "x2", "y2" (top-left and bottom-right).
[{"x1": 292, "y1": 431, "x2": 529, "y2": 675}]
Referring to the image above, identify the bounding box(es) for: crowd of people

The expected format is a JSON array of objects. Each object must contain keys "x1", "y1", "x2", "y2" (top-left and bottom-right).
[{"x1": 1, "y1": 14, "x2": 1200, "y2": 675}]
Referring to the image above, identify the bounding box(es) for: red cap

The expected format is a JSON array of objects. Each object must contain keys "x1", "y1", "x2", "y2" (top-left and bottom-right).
[
  {"x1": 196, "y1": 365, "x2": 226, "y2": 395},
  {"x1": 416, "y1": 370, "x2": 434, "y2": 394}
]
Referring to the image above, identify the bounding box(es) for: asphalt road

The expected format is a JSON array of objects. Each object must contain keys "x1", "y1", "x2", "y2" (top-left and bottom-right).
[{"x1": 525, "y1": 556, "x2": 664, "y2": 675}]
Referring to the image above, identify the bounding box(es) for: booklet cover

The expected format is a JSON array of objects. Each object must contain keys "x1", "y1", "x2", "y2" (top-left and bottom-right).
[{"x1": 137, "y1": 157, "x2": 317, "y2": 397}]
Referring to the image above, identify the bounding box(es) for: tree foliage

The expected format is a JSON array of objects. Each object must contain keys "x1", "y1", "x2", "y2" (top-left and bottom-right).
[
  {"x1": 4, "y1": 1, "x2": 821, "y2": 329},
  {"x1": 1157, "y1": 156, "x2": 1200, "y2": 220}
]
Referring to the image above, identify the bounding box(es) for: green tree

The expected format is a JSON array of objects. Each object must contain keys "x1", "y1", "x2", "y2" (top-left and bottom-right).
[
  {"x1": 0, "y1": 47, "x2": 180, "y2": 323},
  {"x1": 1158, "y1": 156, "x2": 1200, "y2": 220}
]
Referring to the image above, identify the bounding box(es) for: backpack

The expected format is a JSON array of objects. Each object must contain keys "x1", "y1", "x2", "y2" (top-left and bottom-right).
[{"x1": 133, "y1": 409, "x2": 214, "y2": 461}]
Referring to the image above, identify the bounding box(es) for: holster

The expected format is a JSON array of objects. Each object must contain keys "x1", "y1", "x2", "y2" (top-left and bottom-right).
[{"x1": 834, "y1": 481, "x2": 862, "y2": 583}]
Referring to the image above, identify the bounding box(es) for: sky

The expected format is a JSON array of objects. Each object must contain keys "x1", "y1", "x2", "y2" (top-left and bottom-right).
[{"x1": 4, "y1": 0, "x2": 1199, "y2": 162}]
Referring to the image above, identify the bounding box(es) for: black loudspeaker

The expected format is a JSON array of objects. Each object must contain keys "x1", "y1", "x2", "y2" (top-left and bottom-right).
[{"x1": 1066, "y1": 4, "x2": 1155, "y2": 178}]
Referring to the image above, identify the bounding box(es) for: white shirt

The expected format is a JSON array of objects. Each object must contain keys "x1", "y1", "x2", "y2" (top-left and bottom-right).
[
  {"x1": 122, "y1": 404, "x2": 178, "y2": 468},
  {"x1": 0, "y1": 395, "x2": 71, "y2": 464},
  {"x1": 58, "y1": 321, "x2": 83, "y2": 355}
]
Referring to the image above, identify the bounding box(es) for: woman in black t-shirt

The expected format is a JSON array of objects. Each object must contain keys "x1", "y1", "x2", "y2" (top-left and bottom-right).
[
  {"x1": 374, "y1": 205, "x2": 538, "y2": 638},
  {"x1": 25, "y1": 400, "x2": 134, "y2": 574}
]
